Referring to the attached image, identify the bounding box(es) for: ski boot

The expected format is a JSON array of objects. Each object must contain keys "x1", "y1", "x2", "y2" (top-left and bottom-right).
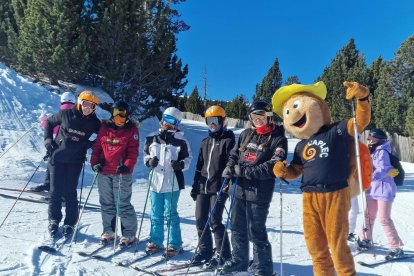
[
  {"x1": 385, "y1": 248, "x2": 404, "y2": 260},
  {"x1": 119, "y1": 236, "x2": 136, "y2": 247},
  {"x1": 190, "y1": 251, "x2": 213, "y2": 266},
  {"x1": 347, "y1": 233, "x2": 358, "y2": 243},
  {"x1": 63, "y1": 225, "x2": 74, "y2": 237},
  {"x1": 30, "y1": 183, "x2": 50, "y2": 192},
  {"x1": 100, "y1": 232, "x2": 115, "y2": 244},
  {"x1": 217, "y1": 259, "x2": 248, "y2": 275},
  {"x1": 205, "y1": 252, "x2": 229, "y2": 269},
  {"x1": 145, "y1": 242, "x2": 164, "y2": 255},
  {"x1": 357, "y1": 238, "x2": 372, "y2": 251},
  {"x1": 48, "y1": 220, "x2": 59, "y2": 237},
  {"x1": 164, "y1": 246, "x2": 182, "y2": 258}
]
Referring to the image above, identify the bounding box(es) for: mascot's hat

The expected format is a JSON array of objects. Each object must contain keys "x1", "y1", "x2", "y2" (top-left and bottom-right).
[{"x1": 272, "y1": 81, "x2": 327, "y2": 118}]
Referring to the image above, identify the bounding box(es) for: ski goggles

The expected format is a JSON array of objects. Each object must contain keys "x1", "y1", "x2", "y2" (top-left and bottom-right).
[
  {"x1": 113, "y1": 108, "x2": 127, "y2": 117},
  {"x1": 162, "y1": 114, "x2": 179, "y2": 126},
  {"x1": 249, "y1": 110, "x2": 267, "y2": 121},
  {"x1": 206, "y1": 116, "x2": 220, "y2": 126},
  {"x1": 81, "y1": 100, "x2": 96, "y2": 110}
]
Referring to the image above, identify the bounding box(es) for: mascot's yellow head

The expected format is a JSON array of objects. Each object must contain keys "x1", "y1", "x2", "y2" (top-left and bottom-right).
[{"x1": 272, "y1": 81, "x2": 331, "y2": 139}]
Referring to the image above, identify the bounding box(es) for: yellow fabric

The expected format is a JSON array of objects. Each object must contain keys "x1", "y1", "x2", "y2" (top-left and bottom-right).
[
  {"x1": 272, "y1": 81, "x2": 327, "y2": 118},
  {"x1": 303, "y1": 187, "x2": 356, "y2": 276}
]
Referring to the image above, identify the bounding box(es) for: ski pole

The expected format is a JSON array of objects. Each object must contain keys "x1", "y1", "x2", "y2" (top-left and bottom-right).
[
  {"x1": 78, "y1": 161, "x2": 86, "y2": 215},
  {"x1": 134, "y1": 169, "x2": 154, "y2": 253},
  {"x1": 215, "y1": 177, "x2": 238, "y2": 276},
  {"x1": 69, "y1": 172, "x2": 98, "y2": 245},
  {"x1": 184, "y1": 179, "x2": 229, "y2": 276},
  {"x1": 0, "y1": 124, "x2": 37, "y2": 160},
  {"x1": 165, "y1": 171, "x2": 176, "y2": 261},
  {"x1": 351, "y1": 101, "x2": 370, "y2": 237},
  {"x1": 114, "y1": 173, "x2": 122, "y2": 253},
  {"x1": 0, "y1": 156, "x2": 45, "y2": 230}
]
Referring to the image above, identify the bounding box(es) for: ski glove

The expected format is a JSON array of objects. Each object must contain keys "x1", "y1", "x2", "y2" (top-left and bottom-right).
[
  {"x1": 147, "y1": 157, "x2": 159, "y2": 168},
  {"x1": 98, "y1": 102, "x2": 113, "y2": 112},
  {"x1": 222, "y1": 166, "x2": 234, "y2": 179},
  {"x1": 234, "y1": 165, "x2": 252, "y2": 180},
  {"x1": 190, "y1": 184, "x2": 199, "y2": 201},
  {"x1": 44, "y1": 138, "x2": 57, "y2": 155},
  {"x1": 171, "y1": 160, "x2": 185, "y2": 171},
  {"x1": 117, "y1": 165, "x2": 130, "y2": 174},
  {"x1": 93, "y1": 163, "x2": 103, "y2": 172}
]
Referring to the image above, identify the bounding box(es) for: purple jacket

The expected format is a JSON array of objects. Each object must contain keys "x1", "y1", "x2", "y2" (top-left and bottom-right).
[{"x1": 365, "y1": 141, "x2": 397, "y2": 202}]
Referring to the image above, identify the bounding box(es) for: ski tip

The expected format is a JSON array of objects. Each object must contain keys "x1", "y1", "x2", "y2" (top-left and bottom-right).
[{"x1": 38, "y1": 246, "x2": 57, "y2": 253}]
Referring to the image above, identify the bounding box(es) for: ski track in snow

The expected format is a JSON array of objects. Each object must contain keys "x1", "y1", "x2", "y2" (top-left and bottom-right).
[{"x1": 1, "y1": 63, "x2": 414, "y2": 275}]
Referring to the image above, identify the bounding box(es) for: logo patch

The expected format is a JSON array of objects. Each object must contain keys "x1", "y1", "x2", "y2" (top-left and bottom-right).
[
  {"x1": 133, "y1": 134, "x2": 139, "y2": 141},
  {"x1": 243, "y1": 151, "x2": 257, "y2": 162}
]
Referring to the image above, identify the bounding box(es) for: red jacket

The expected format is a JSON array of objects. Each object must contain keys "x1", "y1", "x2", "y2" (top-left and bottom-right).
[{"x1": 91, "y1": 120, "x2": 139, "y2": 175}]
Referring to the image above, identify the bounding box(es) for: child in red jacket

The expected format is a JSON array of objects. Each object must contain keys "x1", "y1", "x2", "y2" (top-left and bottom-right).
[{"x1": 91, "y1": 101, "x2": 139, "y2": 246}]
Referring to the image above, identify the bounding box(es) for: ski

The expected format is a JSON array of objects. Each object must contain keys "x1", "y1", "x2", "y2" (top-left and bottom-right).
[
  {"x1": 78, "y1": 242, "x2": 110, "y2": 257},
  {"x1": 0, "y1": 192, "x2": 100, "y2": 210},
  {"x1": 37, "y1": 233, "x2": 70, "y2": 253},
  {"x1": 133, "y1": 266, "x2": 163, "y2": 276},
  {"x1": 0, "y1": 187, "x2": 48, "y2": 195},
  {"x1": 0, "y1": 192, "x2": 48, "y2": 203},
  {"x1": 92, "y1": 237, "x2": 149, "y2": 260},
  {"x1": 156, "y1": 263, "x2": 209, "y2": 275},
  {"x1": 132, "y1": 248, "x2": 187, "y2": 273},
  {"x1": 357, "y1": 254, "x2": 414, "y2": 267},
  {"x1": 115, "y1": 246, "x2": 164, "y2": 267}
]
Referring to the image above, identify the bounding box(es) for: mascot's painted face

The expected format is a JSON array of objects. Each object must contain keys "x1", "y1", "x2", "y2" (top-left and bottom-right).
[{"x1": 282, "y1": 93, "x2": 331, "y2": 139}]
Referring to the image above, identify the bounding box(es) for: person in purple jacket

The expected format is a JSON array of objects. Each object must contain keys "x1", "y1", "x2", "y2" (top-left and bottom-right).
[{"x1": 357, "y1": 128, "x2": 404, "y2": 259}]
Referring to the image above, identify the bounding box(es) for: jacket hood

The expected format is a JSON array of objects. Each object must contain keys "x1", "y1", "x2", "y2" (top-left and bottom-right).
[{"x1": 375, "y1": 140, "x2": 392, "y2": 152}]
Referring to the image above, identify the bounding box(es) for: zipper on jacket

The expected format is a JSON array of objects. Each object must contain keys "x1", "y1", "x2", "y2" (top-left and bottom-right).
[{"x1": 205, "y1": 139, "x2": 216, "y2": 194}]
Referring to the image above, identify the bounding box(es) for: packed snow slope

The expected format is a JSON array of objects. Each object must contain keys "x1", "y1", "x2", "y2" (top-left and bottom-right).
[{"x1": 0, "y1": 63, "x2": 413, "y2": 275}]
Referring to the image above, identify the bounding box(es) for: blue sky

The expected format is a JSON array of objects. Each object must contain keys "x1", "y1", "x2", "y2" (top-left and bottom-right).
[{"x1": 176, "y1": 0, "x2": 414, "y2": 102}]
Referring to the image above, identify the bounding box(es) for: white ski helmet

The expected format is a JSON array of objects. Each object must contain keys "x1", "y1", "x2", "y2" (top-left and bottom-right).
[
  {"x1": 163, "y1": 107, "x2": 182, "y2": 125},
  {"x1": 60, "y1": 92, "x2": 76, "y2": 104}
]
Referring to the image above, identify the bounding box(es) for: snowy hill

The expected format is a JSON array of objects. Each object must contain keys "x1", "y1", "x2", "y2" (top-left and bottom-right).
[{"x1": 0, "y1": 63, "x2": 413, "y2": 275}]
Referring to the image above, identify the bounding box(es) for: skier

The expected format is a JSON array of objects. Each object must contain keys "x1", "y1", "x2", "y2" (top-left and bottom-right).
[
  {"x1": 31, "y1": 92, "x2": 77, "y2": 192},
  {"x1": 219, "y1": 101, "x2": 287, "y2": 276},
  {"x1": 44, "y1": 90, "x2": 100, "y2": 237},
  {"x1": 143, "y1": 107, "x2": 192, "y2": 257},
  {"x1": 357, "y1": 128, "x2": 404, "y2": 259},
  {"x1": 90, "y1": 100, "x2": 139, "y2": 246},
  {"x1": 190, "y1": 106, "x2": 235, "y2": 268}
]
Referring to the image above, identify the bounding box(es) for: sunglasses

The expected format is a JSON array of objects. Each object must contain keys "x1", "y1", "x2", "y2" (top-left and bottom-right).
[
  {"x1": 249, "y1": 110, "x2": 266, "y2": 121},
  {"x1": 206, "y1": 116, "x2": 220, "y2": 126},
  {"x1": 81, "y1": 100, "x2": 96, "y2": 109},
  {"x1": 163, "y1": 114, "x2": 179, "y2": 126},
  {"x1": 113, "y1": 108, "x2": 127, "y2": 117}
]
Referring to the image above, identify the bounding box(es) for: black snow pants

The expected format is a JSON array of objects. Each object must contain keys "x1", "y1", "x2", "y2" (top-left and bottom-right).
[
  {"x1": 230, "y1": 197, "x2": 273, "y2": 276},
  {"x1": 195, "y1": 193, "x2": 231, "y2": 259},
  {"x1": 48, "y1": 160, "x2": 83, "y2": 226}
]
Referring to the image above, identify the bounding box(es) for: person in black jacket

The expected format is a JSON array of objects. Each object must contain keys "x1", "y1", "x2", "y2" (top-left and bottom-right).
[
  {"x1": 44, "y1": 90, "x2": 101, "y2": 237},
  {"x1": 190, "y1": 106, "x2": 235, "y2": 268},
  {"x1": 219, "y1": 101, "x2": 287, "y2": 276}
]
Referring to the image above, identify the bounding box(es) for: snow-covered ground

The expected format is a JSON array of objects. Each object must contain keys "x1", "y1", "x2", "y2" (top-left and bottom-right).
[{"x1": 0, "y1": 63, "x2": 413, "y2": 276}]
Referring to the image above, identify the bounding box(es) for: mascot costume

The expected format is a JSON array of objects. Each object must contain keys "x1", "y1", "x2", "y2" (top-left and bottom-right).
[{"x1": 272, "y1": 81, "x2": 371, "y2": 276}]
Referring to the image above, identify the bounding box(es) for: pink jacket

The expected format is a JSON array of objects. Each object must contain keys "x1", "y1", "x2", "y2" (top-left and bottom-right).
[{"x1": 41, "y1": 103, "x2": 75, "y2": 135}]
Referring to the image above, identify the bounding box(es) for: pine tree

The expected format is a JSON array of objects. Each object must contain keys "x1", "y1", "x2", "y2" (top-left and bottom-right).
[
  {"x1": 374, "y1": 35, "x2": 414, "y2": 135},
  {"x1": 0, "y1": 0, "x2": 19, "y2": 65},
  {"x1": 226, "y1": 94, "x2": 250, "y2": 120},
  {"x1": 17, "y1": 0, "x2": 88, "y2": 83},
  {"x1": 285, "y1": 75, "x2": 300, "y2": 85},
  {"x1": 253, "y1": 58, "x2": 282, "y2": 103},
  {"x1": 89, "y1": 0, "x2": 189, "y2": 120},
  {"x1": 405, "y1": 99, "x2": 414, "y2": 137},
  {"x1": 318, "y1": 38, "x2": 368, "y2": 122},
  {"x1": 185, "y1": 86, "x2": 204, "y2": 115}
]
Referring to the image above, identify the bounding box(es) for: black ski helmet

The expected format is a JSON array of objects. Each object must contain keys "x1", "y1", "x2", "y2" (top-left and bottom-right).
[
  {"x1": 368, "y1": 128, "x2": 387, "y2": 140},
  {"x1": 112, "y1": 100, "x2": 131, "y2": 118},
  {"x1": 249, "y1": 101, "x2": 274, "y2": 126}
]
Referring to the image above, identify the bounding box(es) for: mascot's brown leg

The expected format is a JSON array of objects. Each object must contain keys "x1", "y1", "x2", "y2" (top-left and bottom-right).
[
  {"x1": 303, "y1": 193, "x2": 335, "y2": 276},
  {"x1": 303, "y1": 188, "x2": 356, "y2": 276}
]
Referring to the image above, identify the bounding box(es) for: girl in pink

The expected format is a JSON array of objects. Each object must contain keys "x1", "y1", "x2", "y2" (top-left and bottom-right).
[{"x1": 357, "y1": 128, "x2": 404, "y2": 259}]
